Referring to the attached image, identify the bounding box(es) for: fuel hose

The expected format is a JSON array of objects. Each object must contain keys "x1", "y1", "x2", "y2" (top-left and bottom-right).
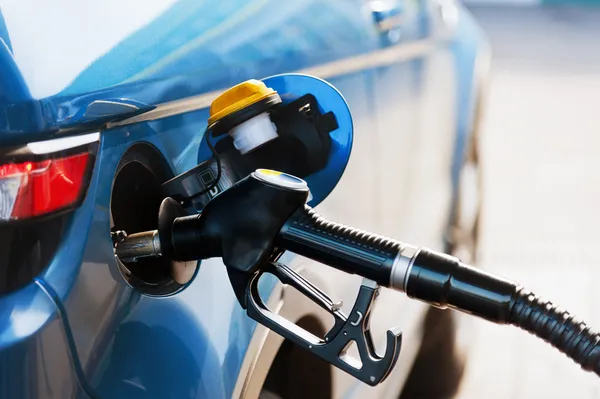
[{"x1": 277, "y1": 205, "x2": 600, "y2": 378}]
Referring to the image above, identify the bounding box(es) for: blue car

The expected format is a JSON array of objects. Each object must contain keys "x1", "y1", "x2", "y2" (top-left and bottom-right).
[{"x1": 0, "y1": 1, "x2": 488, "y2": 398}]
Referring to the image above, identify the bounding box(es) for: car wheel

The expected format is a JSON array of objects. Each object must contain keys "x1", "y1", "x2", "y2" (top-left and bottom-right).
[
  {"x1": 260, "y1": 316, "x2": 332, "y2": 399},
  {"x1": 447, "y1": 128, "x2": 483, "y2": 265},
  {"x1": 400, "y1": 124, "x2": 483, "y2": 399},
  {"x1": 399, "y1": 308, "x2": 467, "y2": 399}
]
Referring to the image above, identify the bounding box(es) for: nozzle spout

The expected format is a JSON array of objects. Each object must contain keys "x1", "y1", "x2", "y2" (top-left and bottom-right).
[{"x1": 115, "y1": 230, "x2": 162, "y2": 262}]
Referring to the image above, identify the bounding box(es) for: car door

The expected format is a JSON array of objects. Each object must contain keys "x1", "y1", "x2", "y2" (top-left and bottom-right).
[{"x1": 14, "y1": 1, "x2": 384, "y2": 399}]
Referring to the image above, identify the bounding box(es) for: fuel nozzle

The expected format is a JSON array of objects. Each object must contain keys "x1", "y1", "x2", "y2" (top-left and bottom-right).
[
  {"x1": 115, "y1": 169, "x2": 309, "y2": 265},
  {"x1": 116, "y1": 170, "x2": 403, "y2": 386},
  {"x1": 113, "y1": 197, "x2": 198, "y2": 284},
  {"x1": 114, "y1": 168, "x2": 600, "y2": 384}
]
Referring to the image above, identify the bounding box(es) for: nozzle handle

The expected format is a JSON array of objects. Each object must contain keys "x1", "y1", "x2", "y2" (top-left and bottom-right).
[{"x1": 277, "y1": 206, "x2": 413, "y2": 289}]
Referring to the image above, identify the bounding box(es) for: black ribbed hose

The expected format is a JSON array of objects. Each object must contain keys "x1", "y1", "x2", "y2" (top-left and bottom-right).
[
  {"x1": 508, "y1": 288, "x2": 600, "y2": 376},
  {"x1": 407, "y1": 250, "x2": 600, "y2": 378}
]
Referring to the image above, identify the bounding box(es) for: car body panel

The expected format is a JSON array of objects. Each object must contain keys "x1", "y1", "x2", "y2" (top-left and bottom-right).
[
  {"x1": 0, "y1": 1, "x2": 487, "y2": 398},
  {"x1": 0, "y1": 280, "x2": 86, "y2": 399},
  {"x1": 0, "y1": 0, "x2": 380, "y2": 144}
]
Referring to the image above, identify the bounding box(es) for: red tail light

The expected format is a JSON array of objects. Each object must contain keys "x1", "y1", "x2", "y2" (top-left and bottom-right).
[{"x1": 0, "y1": 134, "x2": 97, "y2": 221}]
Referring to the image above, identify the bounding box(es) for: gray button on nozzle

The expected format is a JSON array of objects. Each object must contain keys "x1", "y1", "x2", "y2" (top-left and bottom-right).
[{"x1": 253, "y1": 169, "x2": 309, "y2": 191}]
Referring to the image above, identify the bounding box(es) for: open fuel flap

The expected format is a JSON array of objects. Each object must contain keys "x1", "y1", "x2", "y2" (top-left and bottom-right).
[
  {"x1": 161, "y1": 77, "x2": 343, "y2": 212},
  {"x1": 110, "y1": 143, "x2": 196, "y2": 296}
]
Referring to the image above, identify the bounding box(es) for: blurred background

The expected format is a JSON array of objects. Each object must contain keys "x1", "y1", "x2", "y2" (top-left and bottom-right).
[{"x1": 455, "y1": 5, "x2": 600, "y2": 398}]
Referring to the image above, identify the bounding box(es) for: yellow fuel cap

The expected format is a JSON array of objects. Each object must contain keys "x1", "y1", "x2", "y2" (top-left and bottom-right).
[{"x1": 208, "y1": 79, "x2": 281, "y2": 126}]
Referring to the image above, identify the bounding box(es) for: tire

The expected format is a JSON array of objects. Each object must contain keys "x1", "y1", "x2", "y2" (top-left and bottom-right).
[
  {"x1": 260, "y1": 316, "x2": 332, "y2": 399},
  {"x1": 399, "y1": 308, "x2": 467, "y2": 399},
  {"x1": 400, "y1": 117, "x2": 483, "y2": 399}
]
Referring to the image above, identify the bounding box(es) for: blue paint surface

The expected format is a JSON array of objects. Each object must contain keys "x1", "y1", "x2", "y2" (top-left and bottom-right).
[
  {"x1": 0, "y1": 0, "x2": 378, "y2": 145},
  {"x1": 0, "y1": 1, "x2": 485, "y2": 397}
]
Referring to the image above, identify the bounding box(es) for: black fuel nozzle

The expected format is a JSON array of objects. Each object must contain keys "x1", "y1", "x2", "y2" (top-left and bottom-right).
[
  {"x1": 116, "y1": 169, "x2": 600, "y2": 384},
  {"x1": 115, "y1": 170, "x2": 403, "y2": 386},
  {"x1": 160, "y1": 170, "x2": 309, "y2": 272}
]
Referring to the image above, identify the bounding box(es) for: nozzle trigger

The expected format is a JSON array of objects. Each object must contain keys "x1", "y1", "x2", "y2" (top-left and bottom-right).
[{"x1": 241, "y1": 262, "x2": 402, "y2": 386}]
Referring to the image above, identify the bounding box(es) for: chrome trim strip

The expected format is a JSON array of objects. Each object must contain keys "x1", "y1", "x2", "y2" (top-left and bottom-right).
[
  {"x1": 108, "y1": 38, "x2": 436, "y2": 128},
  {"x1": 107, "y1": 94, "x2": 219, "y2": 128},
  {"x1": 298, "y1": 38, "x2": 434, "y2": 80},
  {"x1": 27, "y1": 132, "x2": 100, "y2": 154}
]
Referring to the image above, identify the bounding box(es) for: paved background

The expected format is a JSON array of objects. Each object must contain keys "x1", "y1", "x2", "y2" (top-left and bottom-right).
[{"x1": 455, "y1": 7, "x2": 600, "y2": 398}]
